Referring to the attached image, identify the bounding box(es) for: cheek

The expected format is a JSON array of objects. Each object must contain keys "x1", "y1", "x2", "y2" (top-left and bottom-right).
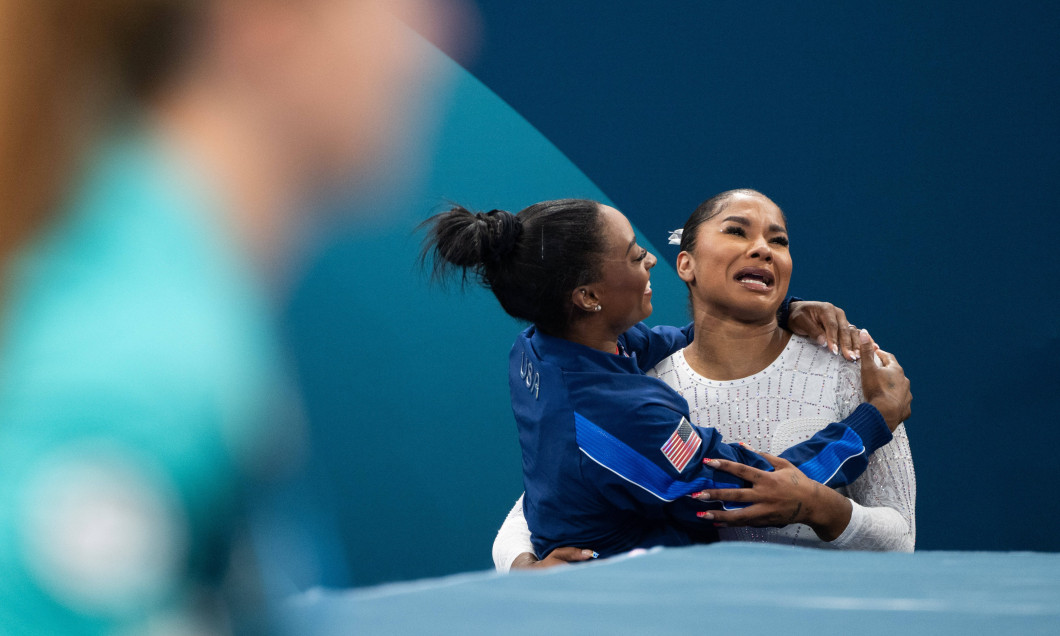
[
  {"x1": 776, "y1": 254, "x2": 794, "y2": 281},
  {"x1": 621, "y1": 272, "x2": 643, "y2": 297},
  {"x1": 694, "y1": 249, "x2": 730, "y2": 286}
]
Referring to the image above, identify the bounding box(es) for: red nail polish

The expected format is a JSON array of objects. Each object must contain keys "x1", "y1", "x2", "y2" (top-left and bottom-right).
[
  {"x1": 696, "y1": 511, "x2": 708, "y2": 518},
  {"x1": 702, "y1": 458, "x2": 713, "y2": 463}
]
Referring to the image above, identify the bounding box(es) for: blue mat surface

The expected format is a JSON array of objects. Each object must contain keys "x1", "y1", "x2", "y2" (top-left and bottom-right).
[{"x1": 283, "y1": 543, "x2": 1060, "y2": 634}]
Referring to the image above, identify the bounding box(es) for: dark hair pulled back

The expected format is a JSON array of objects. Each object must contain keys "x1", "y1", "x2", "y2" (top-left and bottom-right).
[
  {"x1": 421, "y1": 199, "x2": 605, "y2": 336},
  {"x1": 680, "y1": 188, "x2": 774, "y2": 253}
]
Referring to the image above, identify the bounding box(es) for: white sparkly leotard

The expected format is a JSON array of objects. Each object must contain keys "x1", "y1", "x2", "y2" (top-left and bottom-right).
[
  {"x1": 646, "y1": 335, "x2": 916, "y2": 551},
  {"x1": 492, "y1": 334, "x2": 916, "y2": 571}
]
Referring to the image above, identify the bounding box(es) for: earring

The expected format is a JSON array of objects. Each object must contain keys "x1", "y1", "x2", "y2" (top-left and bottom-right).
[{"x1": 594, "y1": 306, "x2": 602, "y2": 312}]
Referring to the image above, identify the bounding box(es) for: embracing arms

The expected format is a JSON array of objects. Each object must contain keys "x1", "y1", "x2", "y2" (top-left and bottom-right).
[
  {"x1": 692, "y1": 425, "x2": 915, "y2": 552},
  {"x1": 496, "y1": 329, "x2": 913, "y2": 569},
  {"x1": 692, "y1": 332, "x2": 915, "y2": 548}
]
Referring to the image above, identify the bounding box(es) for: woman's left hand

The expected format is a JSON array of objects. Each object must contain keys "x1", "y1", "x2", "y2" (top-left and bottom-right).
[
  {"x1": 692, "y1": 453, "x2": 852, "y2": 542},
  {"x1": 511, "y1": 547, "x2": 597, "y2": 570},
  {"x1": 787, "y1": 300, "x2": 862, "y2": 362}
]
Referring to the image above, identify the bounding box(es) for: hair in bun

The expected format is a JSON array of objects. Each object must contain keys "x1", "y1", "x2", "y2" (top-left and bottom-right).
[{"x1": 420, "y1": 199, "x2": 605, "y2": 336}]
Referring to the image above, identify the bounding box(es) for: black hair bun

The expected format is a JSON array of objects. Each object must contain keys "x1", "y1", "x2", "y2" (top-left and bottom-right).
[
  {"x1": 420, "y1": 198, "x2": 603, "y2": 336},
  {"x1": 475, "y1": 209, "x2": 523, "y2": 265},
  {"x1": 422, "y1": 205, "x2": 523, "y2": 271}
]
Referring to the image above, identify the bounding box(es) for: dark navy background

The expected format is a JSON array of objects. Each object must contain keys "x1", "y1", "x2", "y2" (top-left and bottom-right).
[{"x1": 283, "y1": 1, "x2": 1060, "y2": 586}]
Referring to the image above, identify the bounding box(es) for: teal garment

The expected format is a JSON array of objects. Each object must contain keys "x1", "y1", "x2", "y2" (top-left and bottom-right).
[{"x1": 0, "y1": 130, "x2": 281, "y2": 634}]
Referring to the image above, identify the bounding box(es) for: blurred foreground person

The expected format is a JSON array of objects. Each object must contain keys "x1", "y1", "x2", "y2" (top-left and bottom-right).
[{"x1": 0, "y1": 1, "x2": 458, "y2": 633}]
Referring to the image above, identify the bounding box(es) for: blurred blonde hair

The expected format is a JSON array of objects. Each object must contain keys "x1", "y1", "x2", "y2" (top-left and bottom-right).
[{"x1": 0, "y1": 0, "x2": 198, "y2": 275}]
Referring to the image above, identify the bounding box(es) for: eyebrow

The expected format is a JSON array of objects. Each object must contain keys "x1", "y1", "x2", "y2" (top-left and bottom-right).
[
  {"x1": 625, "y1": 236, "x2": 638, "y2": 255},
  {"x1": 721, "y1": 216, "x2": 787, "y2": 234}
]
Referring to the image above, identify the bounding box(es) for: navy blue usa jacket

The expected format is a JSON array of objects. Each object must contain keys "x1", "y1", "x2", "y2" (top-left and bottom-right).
[{"x1": 511, "y1": 323, "x2": 894, "y2": 559}]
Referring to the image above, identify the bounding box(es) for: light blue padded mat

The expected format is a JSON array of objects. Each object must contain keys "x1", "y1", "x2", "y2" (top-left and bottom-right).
[{"x1": 282, "y1": 543, "x2": 1060, "y2": 635}]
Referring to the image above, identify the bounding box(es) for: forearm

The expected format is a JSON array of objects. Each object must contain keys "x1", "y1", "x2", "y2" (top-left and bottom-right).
[
  {"x1": 829, "y1": 500, "x2": 915, "y2": 552},
  {"x1": 804, "y1": 482, "x2": 853, "y2": 542},
  {"x1": 492, "y1": 495, "x2": 535, "y2": 573},
  {"x1": 625, "y1": 322, "x2": 696, "y2": 371},
  {"x1": 778, "y1": 403, "x2": 892, "y2": 488},
  {"x1": 833, "y1": 423, "x2": 917, "y2": 552}
]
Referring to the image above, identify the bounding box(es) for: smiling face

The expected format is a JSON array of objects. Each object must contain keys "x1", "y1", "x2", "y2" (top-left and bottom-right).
[
  {"x1": 573, "y1": 205, "x2": 656, "y2": 333},
  {"x1": 676, "y1": 192, "x2": 791, "y2": 323}
]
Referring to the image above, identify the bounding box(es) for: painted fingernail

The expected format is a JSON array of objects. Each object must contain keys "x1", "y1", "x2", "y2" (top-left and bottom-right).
[
  {"x1": 591, "y1": 551, "x2": 600, "y2": 559},
  {"x1": 690, "y1": 491, "x2": 705, "y2": 498},
  {"x1": 816, "y1": 335, "x2": 827, "y2": 347},
  {"x1": 831, "y1": 344, "x2": 839, "y2": 355},
  {"x1": 697, "y1": 511, "x2": 714, "y2": 519}
]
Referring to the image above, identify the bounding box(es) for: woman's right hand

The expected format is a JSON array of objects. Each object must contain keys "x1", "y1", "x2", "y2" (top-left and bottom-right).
[
  {"x1": 693, "y1": 453, "x2": 853, "y2": 542},
  {"x1": 511, "y1": 547, "x2": 597, "y2": 570},
  {"x1": 858, "y1": 329, "x2": 912, "y2": 431}
]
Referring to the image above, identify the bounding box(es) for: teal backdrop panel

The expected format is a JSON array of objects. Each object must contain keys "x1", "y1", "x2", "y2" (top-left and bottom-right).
[
  {"x1": 454, "y1": 0, "x2": 1060, "y2": 556},
  {"x1": 283, "y1": 36, "x2": 690, "y2": 587}
]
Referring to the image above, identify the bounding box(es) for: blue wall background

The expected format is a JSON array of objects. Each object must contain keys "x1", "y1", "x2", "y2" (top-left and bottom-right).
[{"x1": 283, "y1": 1, "x2": 1060, "y2": 587}]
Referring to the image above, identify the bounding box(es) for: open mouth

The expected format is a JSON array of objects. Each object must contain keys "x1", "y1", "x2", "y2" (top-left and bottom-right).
[{"x1": 733, "y1": 267, "x2": 775, "y2": 291}]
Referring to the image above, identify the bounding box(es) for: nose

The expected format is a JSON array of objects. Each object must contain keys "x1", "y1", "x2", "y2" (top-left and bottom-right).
[
  {"x1": 748, "y1": 237, "x2": 772, "y2": 262},
  {"x1": 646, "y1": 251, "x2": 657, "y2": 269}
]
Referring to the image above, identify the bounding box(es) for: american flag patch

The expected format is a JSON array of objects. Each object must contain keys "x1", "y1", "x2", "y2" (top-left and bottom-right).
[{"x1": 661, "y1": 417, "x2": 701, "y2": 472}]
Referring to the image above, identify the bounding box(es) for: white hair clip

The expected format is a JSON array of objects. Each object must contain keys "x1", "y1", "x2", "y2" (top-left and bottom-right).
[{"x1": 667, "y1": 229, "x2": 683, "y2": 246}]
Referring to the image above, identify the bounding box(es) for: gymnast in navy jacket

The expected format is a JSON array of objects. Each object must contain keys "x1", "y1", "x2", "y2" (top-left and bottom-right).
[{"x1": 422, "y1": 199, "x2": 912, "y2": 560}]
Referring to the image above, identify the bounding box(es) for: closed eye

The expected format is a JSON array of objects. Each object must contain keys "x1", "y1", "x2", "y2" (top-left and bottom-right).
[
  {"x1": 770, "y1": 236, "x2": 789, "y2": 247},
  {"x1": 723, "y1": 226, "x2": 746, "y2": 237},
  {"x1": 633, "y1": 248, "x2": 648, "y2": 262}
]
